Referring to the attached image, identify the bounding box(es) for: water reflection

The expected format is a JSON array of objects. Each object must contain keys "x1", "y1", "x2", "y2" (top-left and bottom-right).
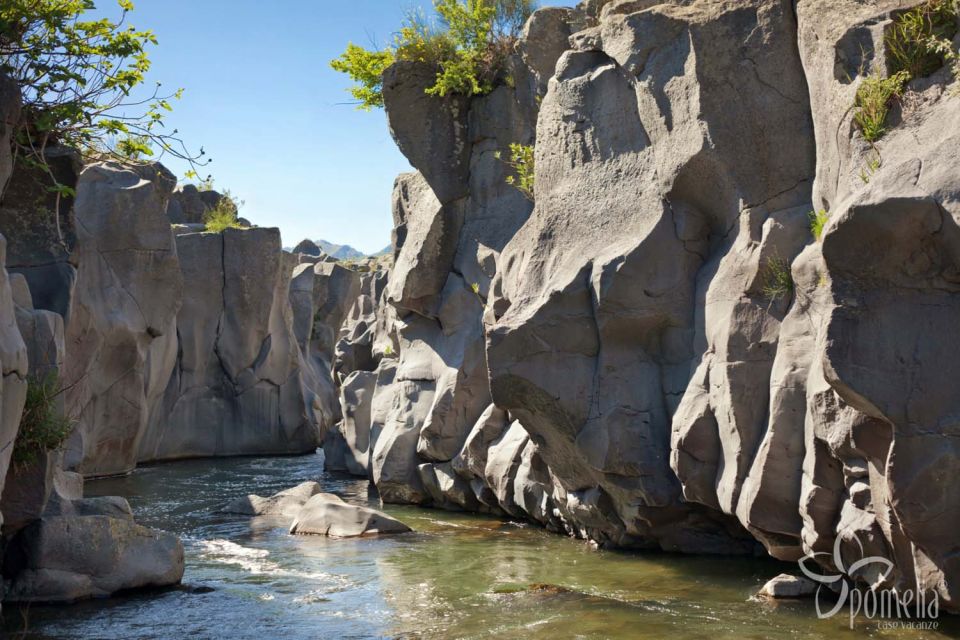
[{"x1": 2, "y1": 454, "x2": 957, "y2": 639}]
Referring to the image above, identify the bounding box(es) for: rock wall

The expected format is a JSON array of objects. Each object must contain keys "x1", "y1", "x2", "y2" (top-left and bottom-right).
[
  {"x1": 0, "y1": 72, "x2": 30, "y2": 535},
  {"x1": 49, "y1": 163, "x2": 356, "y2": 473},
  {"x1": 328, "y1": 0, "x2": 960, "y2": 610},
  {"x1": 139, "y1": 228, "x2": 321, "y2": 461},
  {"x1": 790, "y1": 0, "x2": 960, "y2": 610},
  {"x1": 0, "y1": 76, "x2": 183, "y2": 606},
  {"x1": 62, "y1": 163, "x2": 183, "y2": 477}
]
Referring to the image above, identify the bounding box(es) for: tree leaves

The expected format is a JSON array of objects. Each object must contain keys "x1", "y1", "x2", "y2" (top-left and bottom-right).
[{"x1": 1, "y1": 0, "x2": 207, "y2": 184}]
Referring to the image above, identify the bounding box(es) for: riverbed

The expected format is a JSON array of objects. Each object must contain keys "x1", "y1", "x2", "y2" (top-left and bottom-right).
[{"x1": 2, "y1": 454, "x2": 957, "y2": 639}]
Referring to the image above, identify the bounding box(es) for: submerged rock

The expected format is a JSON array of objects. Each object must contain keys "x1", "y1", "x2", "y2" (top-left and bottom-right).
[
  {"x1": 757, "y1": 574, "x2": 818, "y2": 599},
  {"x1": 221, "y1": 481, "x2": 323, "y2": 518},
  {"x1": 289, "y1": 493, "x2": 411, "y2": 537}
]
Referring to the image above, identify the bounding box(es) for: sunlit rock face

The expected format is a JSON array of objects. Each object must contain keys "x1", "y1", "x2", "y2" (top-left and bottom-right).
[
  {"x1": 63, "y1": 162, "x2": 183, "y2": 478},
  {"x1": 489, "y1": 0, "x2": 815, "y2": 550},
  {"x1": 58, "y1": 161, "x2": 346, "y2": 472},
  {"x1": 790, "y1": 0, "x2": 960, "y2": 610},
  {"x1": 139, "y1": 227, "x2": 322, "y2": 462},
  {"x1": 328, "y1": 0, "x2": 960, "y2": 607}
]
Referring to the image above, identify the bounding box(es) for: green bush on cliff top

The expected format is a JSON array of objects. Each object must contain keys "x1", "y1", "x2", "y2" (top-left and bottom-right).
[
  {"x1": 204, "y1": 189, "x2": 246, "y2": 233},
  {"x1": 331, "y1": 0, "x2": 537, "y2": 110}
]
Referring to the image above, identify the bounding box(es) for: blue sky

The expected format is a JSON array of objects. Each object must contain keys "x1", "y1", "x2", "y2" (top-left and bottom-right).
[{"x1": 111, "y1": 0, "x2": 578, "y2": 253}]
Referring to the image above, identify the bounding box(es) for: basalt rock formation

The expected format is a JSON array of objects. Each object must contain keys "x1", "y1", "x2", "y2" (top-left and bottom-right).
[
  {"x1": 165, "y1": 183, "x2": 230, "y2": 225},
  {"x1": 0, "y1": 74, "x2": 184, "y2": 605},
  {"x1": 327, "y1": 0, "x2": 960, "y2": 611},
  {"x1": 43, "y1": 165, "x2": 355, "y2": 472},
  {"x1": 0, "y1": 75, "x2": 29, "y2": 537},
  {"x1": 139, "y1": 227, "x2": 320, "y2": 462},
  {"x1": 62, "y1": 162, "x2": 183, "y2": 477}
]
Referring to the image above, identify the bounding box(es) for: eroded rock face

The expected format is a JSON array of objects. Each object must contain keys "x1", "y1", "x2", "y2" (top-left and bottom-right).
[
  {"x1": 489, "y1": 0, "x2": 814, "y2": 550},
  {"x1": 63, "y1": 162, "x2": 183, "y2": 478},
  {"x1": 0, "y1": 238, "x2": 28, "y2": 534},
  {"x1": 1, "y1": 275, "x2": 67, "y2": 534},
  {"x1": 0, "y1": 79, "x2": 29, "y2": 542},
  {"x1": 329, "y1": 1, "x2": 960, "y2": 605},
  {"x1": 788, "y1": 0, "x2": 960, "y2": 609},
  {"x1": 140, "y1": 227, "x2": 320, "y2": 461}
]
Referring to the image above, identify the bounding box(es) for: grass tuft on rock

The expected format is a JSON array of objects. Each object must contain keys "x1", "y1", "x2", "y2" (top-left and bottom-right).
[
  {"x1": 761, "y1": 255, "x2": 794, "y2": 302},
  {"x1": 886, "y1": 0, "x2": 959, "y2": 78},
  {"x1": 854, "y1": 0, "x2": 959, "y2": 142},
  {"x1": 854, "y1": 71, "x2": 910, "y2": 142},
  {"x1": 13, "y1": 373, "x2": 73, "y2": 469},
  {"x1": 204, "y1": 190, "x2": 247, "y2": 233},
  {"x1": 808, "y1": 209, "x2": 830, "y2": 242}
]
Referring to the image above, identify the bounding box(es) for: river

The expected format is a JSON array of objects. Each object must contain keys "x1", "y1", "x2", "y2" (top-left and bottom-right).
[{"x1": 2, "y1": 454, "x2": 957, "y2": 639}]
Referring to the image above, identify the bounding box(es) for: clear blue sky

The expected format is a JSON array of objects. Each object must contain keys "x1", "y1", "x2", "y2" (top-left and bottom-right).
[{"x1": 110, "y1": 0, "x2": 578, "y2": 254}]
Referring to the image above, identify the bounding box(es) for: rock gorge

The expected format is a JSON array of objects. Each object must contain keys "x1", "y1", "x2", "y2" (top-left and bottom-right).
[{"x1": 0, "y1": 0, "x2": 956, "y2": 617}]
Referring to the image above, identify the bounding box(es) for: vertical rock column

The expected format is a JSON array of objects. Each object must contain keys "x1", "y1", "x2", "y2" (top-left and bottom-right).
[
  {"x1": 0, "y1": 70, "x2": 29, "y2": 609},
  {"x1": 63, "y1": 162, "x2": 183, "y2": 477}
]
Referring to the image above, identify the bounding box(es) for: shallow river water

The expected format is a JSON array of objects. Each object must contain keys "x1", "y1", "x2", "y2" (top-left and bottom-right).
[{"x1": 2, "y1": 454, "x2": 957, "y2": 639}]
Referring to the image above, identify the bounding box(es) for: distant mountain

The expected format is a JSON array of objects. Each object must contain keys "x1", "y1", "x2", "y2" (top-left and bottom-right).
[
  {"x1": 285, "y1": 238, "x2": 390, "y2": 259},
  {"x1": 315, "y1": 239, "x2": 365, "y2": 260}
]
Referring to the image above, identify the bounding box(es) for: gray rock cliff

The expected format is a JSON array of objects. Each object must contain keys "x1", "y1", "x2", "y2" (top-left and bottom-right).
[{"x1": 324, "y1": 0, "x2": 960, "y2": 611}]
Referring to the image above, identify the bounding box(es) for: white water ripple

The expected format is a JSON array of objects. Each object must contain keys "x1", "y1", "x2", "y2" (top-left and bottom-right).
[{"x1": 193, "y1": 538, "x2": 354, "y2": 588}]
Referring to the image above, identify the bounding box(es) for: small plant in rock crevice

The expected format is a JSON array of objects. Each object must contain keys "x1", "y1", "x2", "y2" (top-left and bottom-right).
[
  {"x1": 859, "y1": 154, "x2": 882, "y2": 184},
  {"x1": 853, "y1": 0, "x2": 959, "y2": 142},
  {"x1": 886, "y1": 0, "x2": 959, "y2": 79},
  {"x1": 12, "y1": 373, "x2": 73, "y2": 469},
  {"x1": 808, "y1": 209, "x2": 830, "y2": 241},
  {"x1": 497, "y1": 142, "x2": 534, "y2": 200},
  {"x1": 761, "y1": 254, "x2": 794, "y2": 302},
  {"x1": 854, "y1": 70, "x2": 910, "y2": 142}
]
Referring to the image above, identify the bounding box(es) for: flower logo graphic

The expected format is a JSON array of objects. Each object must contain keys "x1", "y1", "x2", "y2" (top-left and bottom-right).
[{"x1": 797, "y1": 531, "x2": 894, "y2": 620}]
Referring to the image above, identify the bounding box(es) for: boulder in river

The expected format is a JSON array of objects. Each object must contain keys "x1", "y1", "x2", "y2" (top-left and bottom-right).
[
  {"x1": 221, "y1": 481, "x2": 323, "y2": 518},
  {"x1": 756, "y1": 574, "x2": 818, "y2": 599},
  {"x1": 289, "y1": 493, "x2": 411, "y2": 538},
  {"x1": 2, "y1": 514, "x2": 184, "y2": 603}
]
